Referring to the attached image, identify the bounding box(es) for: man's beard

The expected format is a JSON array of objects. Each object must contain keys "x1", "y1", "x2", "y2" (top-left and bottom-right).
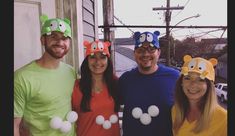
[{"x1": 44, "y1": 44, "x2": 69, "y2": 59}]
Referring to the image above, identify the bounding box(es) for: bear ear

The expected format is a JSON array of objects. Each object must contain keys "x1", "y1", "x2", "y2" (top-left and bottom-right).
[
  {"x1": 40, "y1": 14, "x2": 48, "y2": 23},
  {"x1": 133, "y1": 32, "x2": 141, "y2": 39},
  {"x1": 83, "y1": 41, "x2": 90, "y2": 47},
  {"x1": 183, "y1": 55, "x2": 192, "y2": 62},
  {"x1": 104, "y1": 41, "x2": 111, "y2": 47},
  {"x1": 154, "y1": 31, "x2": 160, "y2": 36},
  {"x1": 63, "y1": 18, "x2": 71, "y2": 25},
  {"x1": 209, "y1": 58, "x2": 218, "y2": 66}
]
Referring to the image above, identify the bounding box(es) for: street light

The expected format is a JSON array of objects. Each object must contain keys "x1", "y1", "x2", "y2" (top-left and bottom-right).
[
  {"x1": 169, "y1": 14, "x2": 200, "y2": 66},
  {"x1": 170, "y1": 14, "x2": 200, "y2": 32}
]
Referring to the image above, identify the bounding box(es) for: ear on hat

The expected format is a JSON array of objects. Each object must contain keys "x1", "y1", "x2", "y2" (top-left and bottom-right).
[
  {"x1": 209, "y1": 58, "x2": 218, "y2": 66},
  {"x1": 83, "y1": 41, "x2": 90, "y2": 48},
  {"x1": 153, "y1": 31, "x2": 160, "y2": 36},
  {"x1": 104, "y1": 41, "x2": 111, "y2": 47},
  {"x1": 183, "y1": 55, "x2": 192, "y2": 62},
  {"x1": 133, "y1": 32, "x2": 141, "y2": 39},
  {"x1": 40, "y1": 14, "x2": 48, "y2": 24},
  {"x1": 63, "y1": 18, "x2": 71, "y2": 25},
  {"x1": 94, "y1": 39, "x2": 99, "y2": 43}
]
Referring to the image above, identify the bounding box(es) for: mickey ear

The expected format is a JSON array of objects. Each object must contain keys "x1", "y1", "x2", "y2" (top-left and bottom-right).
[
  {"x1": 40, "y1": 14, "x2": 48, "y2": 23},
  {"x1": 83, "y1": 41, "x2": 90, "y2": 47},
  {"x1": 133, "y1": 32, "x2": 141, "y2": 39},
  {"x1": 154, "y1": 31, "x2": 160, "y2": 36},
  {"x1": 104, "y1": 41, "x2": 111, "y2": 47},
  {"x1": 63, "y1": 18, "x2": 71, "y2": 25},
  {"x1": 209, "y1": 58, "x2": 218, "y2": 66},
  {"x1": 183, "y1": 55, "x2": 192, "y2": 62}
]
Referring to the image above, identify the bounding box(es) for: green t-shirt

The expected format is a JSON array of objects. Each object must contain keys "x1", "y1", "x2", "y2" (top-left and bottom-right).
[{"x1": 14, "y1": 61, "x2": 77, "y2": 136}]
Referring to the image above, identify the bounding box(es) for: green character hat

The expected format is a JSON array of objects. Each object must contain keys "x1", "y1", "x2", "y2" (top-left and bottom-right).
[{"x1": 40, "y1": 14, "x2": 72, "y2": 38}]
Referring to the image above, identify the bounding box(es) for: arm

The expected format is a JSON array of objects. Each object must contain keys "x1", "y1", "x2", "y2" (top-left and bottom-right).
[
  {"x1": 14, "y1": 117, "x2": 30, "y2": 136},
  {"x1": 71, "y1": 79, "x2": 81, "y2": 111},
  {"x1": 14, "y1": 73, "x2": 30, "y2": 136},
  {"x1": 14, "y1": 117, "x2": 22, "y2": 136}
]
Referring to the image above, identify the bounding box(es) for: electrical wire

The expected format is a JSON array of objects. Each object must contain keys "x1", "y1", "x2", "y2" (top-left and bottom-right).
[
  {"x1": 114, "y1": 15, "x2": 135, "y2": 34},
  {"x1": 171, "y1": 28, "x2": 225, "y2": 39},
  {"x1": 171, "y1": 0, "x2": 191, "y2": 19}
]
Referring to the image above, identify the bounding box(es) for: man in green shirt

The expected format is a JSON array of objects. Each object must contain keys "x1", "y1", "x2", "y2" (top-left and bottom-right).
[{"x1": 14, "y1": 15, "x2": 77, "y2": 136}]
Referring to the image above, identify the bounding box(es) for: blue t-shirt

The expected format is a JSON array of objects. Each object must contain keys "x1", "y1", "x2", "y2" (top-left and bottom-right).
[{"x1": 118, "y1": 64, "x2": 180, "y2": 136}]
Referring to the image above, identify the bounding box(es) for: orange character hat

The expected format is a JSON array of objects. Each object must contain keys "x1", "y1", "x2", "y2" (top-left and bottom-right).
[
  {"x1": 181, "y1": 55, "x2": 218, "y2": 82},
  {"x1": 84, "y1": 40, "x2": 111, "y2": 57}
]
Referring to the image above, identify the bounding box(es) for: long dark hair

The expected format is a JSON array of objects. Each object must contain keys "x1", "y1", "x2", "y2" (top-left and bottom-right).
[{"x1": 78, "y1": 56, "x2": 120, "y2": 112}]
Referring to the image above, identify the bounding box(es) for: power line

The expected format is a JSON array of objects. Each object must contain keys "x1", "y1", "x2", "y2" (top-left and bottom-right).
[
  {"x1": 194, "y1": 28, "x2": 224, "y2": 38},
  {"x1": 192, "y1": 28, "x2": 226, "y2": 39},
  {"x1": 98, "y1": 25, "x2": 227, "y2": 29},
  {"x1": 172, "y1": 28, "x2": 225, "y2": 38},
  {"x1": 114, "y1": 15, "x2": 135, "y2": 34},
  {"x1": 171, "y1": 0, "x2": 191, "y2": 19}
]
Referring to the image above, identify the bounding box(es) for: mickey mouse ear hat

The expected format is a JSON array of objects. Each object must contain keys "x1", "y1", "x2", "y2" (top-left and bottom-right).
[
  {"x1": 40, "y1": 14, "x2": 72, "y2": 38},
  {"x1": 133, "y1": 31, "x2": 160, "y2": 49},
  {"x1": 83, "y1": 40, "x2": 111, "y2": 57},
  {"x1": 181, "y1": 55, "x2": 218, "y2": 82}
]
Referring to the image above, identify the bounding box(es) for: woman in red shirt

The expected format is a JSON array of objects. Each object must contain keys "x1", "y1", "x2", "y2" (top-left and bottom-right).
[{"x1": 72, "y1": 40, "x2": 120, "y2": 136}]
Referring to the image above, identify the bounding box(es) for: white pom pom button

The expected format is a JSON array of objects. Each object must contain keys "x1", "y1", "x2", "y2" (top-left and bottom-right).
[
  {"x1": 50, "y1": 116, "x2": 63, "y2": 129},
  {"x1": 140, "y1": 113, "x2": 152, "y2": 125},
  {"x1": 132, "y1": 107, "x2": 143, "y2": 119},
  {"x1": 96, "y1": 115, "x2": 105, "y2": 125},
  {"x1": 66, "y1": 111, "x2": 78, "y2": 123},
  {"x1": 109, "y1": 114, "x2": 118, "y2": 124},
  {"x1": 148, "y1": 105, "x2": 159, "y2": 117},
  {"x1": 103, "y1": 120, "x2": 112, "y2": 129},
  {"x1": 60, "y1": 121, "x2": 72, "y2": 133}
]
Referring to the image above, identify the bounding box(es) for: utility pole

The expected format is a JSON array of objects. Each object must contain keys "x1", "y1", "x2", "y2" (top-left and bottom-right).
[
  {"x1": 103, "y1": 0, "x2": 115, "y2": 71},
  {"x1": 153, "y1": 1, "x2": 184, "y2": 66},
  {"x1": 165, "y1": 0, "x2": 171, "y2": 66}
]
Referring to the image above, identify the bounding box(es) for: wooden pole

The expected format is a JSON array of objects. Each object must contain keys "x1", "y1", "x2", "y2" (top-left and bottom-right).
[{"x1": 103, "y1": 0, "x2": 115, "y2": 71}]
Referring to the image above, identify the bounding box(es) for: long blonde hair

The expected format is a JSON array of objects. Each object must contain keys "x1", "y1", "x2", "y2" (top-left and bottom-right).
[{"x1": 173, "y1": 75, "x2": 218, "y2": 134}]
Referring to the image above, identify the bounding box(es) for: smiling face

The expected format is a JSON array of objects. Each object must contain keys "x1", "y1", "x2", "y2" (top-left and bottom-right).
[
  {"x1": 182, "y1": 72, "x2": 208, "y2": 103},
  {"x1": 134, "y1": 44, "x2": 160, "y2": 74},
  {"x1": 88, "y1": 52, "x2": 108, "y2": 75},
  {"x1": 41, "y1": 31, "x2": 71, "y2": 59}
]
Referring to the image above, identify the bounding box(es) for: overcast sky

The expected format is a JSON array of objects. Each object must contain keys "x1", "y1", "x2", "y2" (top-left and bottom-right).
[{"x1": 98, "y1": 0, "x2": 227, "y2": 41}]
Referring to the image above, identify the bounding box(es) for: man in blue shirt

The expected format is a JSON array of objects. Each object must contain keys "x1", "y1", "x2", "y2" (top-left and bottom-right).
[{"x1": 118, "y1": 31, "x2": 180, "y2": 136}]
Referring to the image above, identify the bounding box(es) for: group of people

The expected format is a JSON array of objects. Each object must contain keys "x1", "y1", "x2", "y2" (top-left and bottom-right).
[{"x1": 14, "y1": 15, "x2": 227, "y2": 136}]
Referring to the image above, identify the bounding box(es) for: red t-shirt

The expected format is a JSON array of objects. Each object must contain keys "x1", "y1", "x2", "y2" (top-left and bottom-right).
[{"x1": 72, "y1": 80, "x2": 120, "y2": 136}]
